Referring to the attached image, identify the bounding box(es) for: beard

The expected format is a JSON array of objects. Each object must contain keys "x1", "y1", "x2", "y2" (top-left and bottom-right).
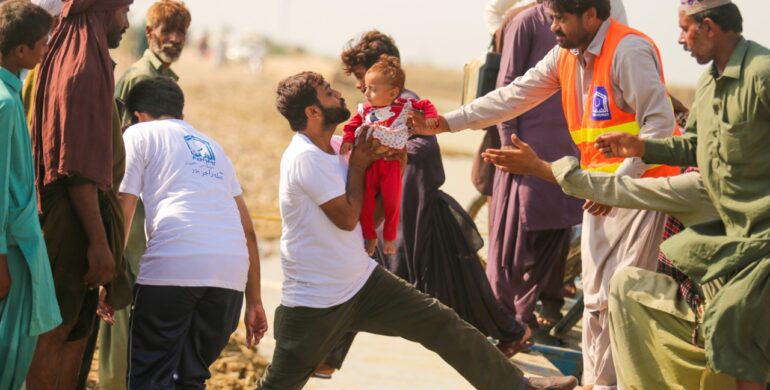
[
  {"x1": 321, "y1": 102, "x2": 351, "y2": 127},
  {"x1": 555, "y1": 29, "x2": 590, "y2": 50},
  {"x1": 107, "y1": 27, "x2": 127, "y2": 49},
  {"x1": 152, "y1": 41, "x2": 183, "y2": 64}
]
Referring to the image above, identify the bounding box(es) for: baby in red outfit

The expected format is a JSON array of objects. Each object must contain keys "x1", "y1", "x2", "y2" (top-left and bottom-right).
[{"x1": 341, "y1": 56, "x2": 438, "y2": 255}]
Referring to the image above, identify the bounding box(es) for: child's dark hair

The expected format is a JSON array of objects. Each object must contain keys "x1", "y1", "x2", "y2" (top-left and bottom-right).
[
  {"x1": 126, "y1": 77, "x2": 185, "y2": 124},
  {"x1": 341, "y1": 30, "x2": 400, "y2": 74},
  {"x1": 0, "y1": 0, "x2": 53, "y2": 56},
  {"x1": 367, "y1": 55, "x2": 405, "y2": 93}
]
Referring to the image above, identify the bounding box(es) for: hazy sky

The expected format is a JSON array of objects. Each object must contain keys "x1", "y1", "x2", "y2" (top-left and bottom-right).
[{"x1": 129, "y1": 0, "x2": 770, "y2": 86}]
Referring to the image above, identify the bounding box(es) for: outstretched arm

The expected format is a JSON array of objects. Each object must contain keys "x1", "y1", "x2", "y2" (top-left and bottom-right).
[
  {"x1": 482, "y1": 134, "x2": 556, "y2": 183},
  {"x1": 483, "y1": 134, "x2": 717, "y2": 225},
  {"x1": 595, "y1": 105, "x2": 699, "y2": 167},
  {"x1": 552, "y1": 157, "x2": 717, "y2": 226},
  {"x1": 411, "y1": 46, "x2": 562, "y2": 136}
]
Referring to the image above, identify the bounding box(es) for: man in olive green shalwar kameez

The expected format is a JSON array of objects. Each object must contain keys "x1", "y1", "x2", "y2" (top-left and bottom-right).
[
  {"x1": 547, "y1": 157, "x2": 737, "y2": 390},
  {"x1": 592, "y1": 2, "x2": 770, "y2": 387}
]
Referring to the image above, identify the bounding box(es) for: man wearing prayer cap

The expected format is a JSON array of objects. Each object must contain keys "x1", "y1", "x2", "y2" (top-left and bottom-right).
[
  {"x1": 26, "y1": 0, "x2": 134, "y2": 388},
  {"x1": 679, "y1": 0, "x2": 732, "y2": 16},
  {"x1": 591, "y1": 1, "x2": 770, "y2": 388}
]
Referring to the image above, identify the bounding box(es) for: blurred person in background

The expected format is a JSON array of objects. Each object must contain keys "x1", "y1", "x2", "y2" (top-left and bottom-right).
[{"x1": 484, "y1": 0, "x2": 626, "y2": 35}]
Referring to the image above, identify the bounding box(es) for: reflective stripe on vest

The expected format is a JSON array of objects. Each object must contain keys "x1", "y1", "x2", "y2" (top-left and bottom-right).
[{"x1": 557, "y1": 19, "x2": 680, "y2": 178}]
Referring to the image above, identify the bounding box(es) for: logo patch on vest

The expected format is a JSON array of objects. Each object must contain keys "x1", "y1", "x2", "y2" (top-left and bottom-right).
[{"x1": 591, "y1": 86, "x2": 611, "y2": 121}]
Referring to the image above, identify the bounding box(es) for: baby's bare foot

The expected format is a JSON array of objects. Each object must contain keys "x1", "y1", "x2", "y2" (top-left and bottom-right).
[
  {"x1": 365, "y1": 239, "x2": 377, "y2": 256},
  {"x1": 383, "y1": 240, "x2": 396, "y2": 254}
]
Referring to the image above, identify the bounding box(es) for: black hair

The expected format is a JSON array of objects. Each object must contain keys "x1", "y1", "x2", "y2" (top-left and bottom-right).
[
  {"x1": 544, "y1": 0, "x2": 611, "y2": 21},
  {"x1": 275, "y1": 71, "x2": 325, "y2": 132},
  {"x1": 691, "y1": 3, "x2": 743, "y2": 33},
  {"x1": 341, "y1": 30, "x2": 400, "y2": 74},
  {"x1": 125, "y1": 77, "x2": 184, "y2": 123},
  {"x1": 0, "y1": 0, "x2": 53, "y2": 56}
]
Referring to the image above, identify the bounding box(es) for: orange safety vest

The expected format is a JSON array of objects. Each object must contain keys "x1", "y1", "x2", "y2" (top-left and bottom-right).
[{"x1": 557, "y1": 19, "x2": 680, "y2": 177}]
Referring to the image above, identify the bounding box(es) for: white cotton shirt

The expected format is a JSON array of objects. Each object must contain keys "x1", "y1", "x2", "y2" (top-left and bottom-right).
[
  {"x1": 278, "y1": 134, "x2": 377, "y2": 308},
  {"x1": 120, "y1": 119, "x2": 249, "y2": 291}
]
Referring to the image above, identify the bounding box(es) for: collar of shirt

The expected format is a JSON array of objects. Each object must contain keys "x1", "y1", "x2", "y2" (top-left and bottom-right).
[
  {"x1": 570, "y1": 18, "x2": 612, "y2": 65},
  {"x1": 143, "y1": 49, "x2": 179, "y2": 81},
  {"x1": 0, "y1": 66, "x2": 22, "y2": 94},
  {"x1": 709, "y1": 36, "x2": 748, "y2": 80}
]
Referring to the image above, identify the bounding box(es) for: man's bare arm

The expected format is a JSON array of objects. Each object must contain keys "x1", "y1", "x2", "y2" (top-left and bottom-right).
[
  {"x1": 68, "y1": 183, "x2": 115, "y2": 289},
  {"x1": 320, "y1": 132, "x2": 380, "y2": 231},
  {"x1": 234, "y1": 195, "x2": 268, "y2": 348},
  {"x1": 320, "y1": 164, "x2": 368, "y2": 231},
  {"x1": 481, "y1": 134, "x2": 557, "y2": 183},
  {"x1": 118, "y1": 193, "x2": 138, "y2": 248},
  {"x1": 482, "y1": 134, "x2": 612, "y2": 216}
]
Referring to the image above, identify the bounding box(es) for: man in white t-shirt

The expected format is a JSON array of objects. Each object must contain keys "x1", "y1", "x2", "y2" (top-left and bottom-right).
[
  {"x1": 255, "y1": 71, "x2": 577, "y2": 390},
  {"x1": 116, "y1": 77, "x2": 268, "y2": 388}
]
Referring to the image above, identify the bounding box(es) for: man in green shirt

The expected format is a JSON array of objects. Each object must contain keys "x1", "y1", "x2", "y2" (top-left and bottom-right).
[
  {"x1": 596, "y1": 2, "x2": 770, "y2": 388},
  {"x1": 0, "y1": 3, "x2": 61, "y2": 389},
  {"x1": 488, "y1": 146, "x2": 737, "y2": 389},
  {"x1": 483, "y1": 1, "x2": 770, "y2": 388},
  {"x1": 98, "y1": 1, "x2": 191, "y2": 389}
]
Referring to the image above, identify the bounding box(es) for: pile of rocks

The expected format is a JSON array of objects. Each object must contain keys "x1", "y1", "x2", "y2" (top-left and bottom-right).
[
  {"x1": 206, "y1": 332, "x2": 270, "y2": 389},
  {"x1": 85, "y1": 331, "x2": 268, "y2": 389}
]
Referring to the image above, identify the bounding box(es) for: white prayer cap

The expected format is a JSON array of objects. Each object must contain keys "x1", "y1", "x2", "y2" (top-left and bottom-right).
[
  {"x1": 32, "y1": 0, "x2": 64, "y2": 17},
  {"x1": 679, "y1": 0, "x2": 733, "y2": 16}
]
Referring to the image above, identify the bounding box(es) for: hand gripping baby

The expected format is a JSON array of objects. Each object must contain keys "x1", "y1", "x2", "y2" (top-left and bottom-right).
[{"x1": 341, "y1": 55, "x2": 438, "y2": 255}]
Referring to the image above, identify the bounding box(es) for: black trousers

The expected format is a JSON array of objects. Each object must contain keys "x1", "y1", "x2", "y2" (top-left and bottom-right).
[{"x1": 128, "y1": 285, "x2": 243, "y2": 389}]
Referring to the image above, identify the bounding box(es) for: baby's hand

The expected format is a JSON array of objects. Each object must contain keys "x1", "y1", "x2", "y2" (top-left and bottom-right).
[{"x1": 340, "y1": 142, "x2": 353, "y2": 155}]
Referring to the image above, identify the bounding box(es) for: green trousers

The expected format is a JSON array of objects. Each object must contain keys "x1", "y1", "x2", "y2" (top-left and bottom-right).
[
  {"x1": 256, "y1": 266, "x2": 526, "y2": 390},
  {"x1": 608, "y1": 267, "x2": 736, "y2": 390},
  {"x1": 98, "y1": 202, "x2": 146, "y2": 390}
]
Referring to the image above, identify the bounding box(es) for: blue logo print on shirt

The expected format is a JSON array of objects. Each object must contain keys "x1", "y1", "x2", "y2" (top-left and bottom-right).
[
  {"x1": 184, "y1": 135, "x2": 216, "y2": 164},
  {"x1": 591, "y1": 86, "x2": 611, "y2": 121}
]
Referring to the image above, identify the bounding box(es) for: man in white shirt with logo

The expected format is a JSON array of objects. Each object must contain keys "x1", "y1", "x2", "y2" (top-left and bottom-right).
[
  {"x1": 255, "y1": 71, "x2": 577, "y2": 390},
  {"x1": 117, "y1": 77, "x2": 268, "y2": 389}
]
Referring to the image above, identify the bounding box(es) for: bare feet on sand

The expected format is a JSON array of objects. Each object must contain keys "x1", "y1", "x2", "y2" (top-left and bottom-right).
[
  {"x1": 365, "y1": 239, "x2": 377, "y2": 256},
  {"x1": 383, "y1": 240, "x2": 396, "y2": 254}
]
